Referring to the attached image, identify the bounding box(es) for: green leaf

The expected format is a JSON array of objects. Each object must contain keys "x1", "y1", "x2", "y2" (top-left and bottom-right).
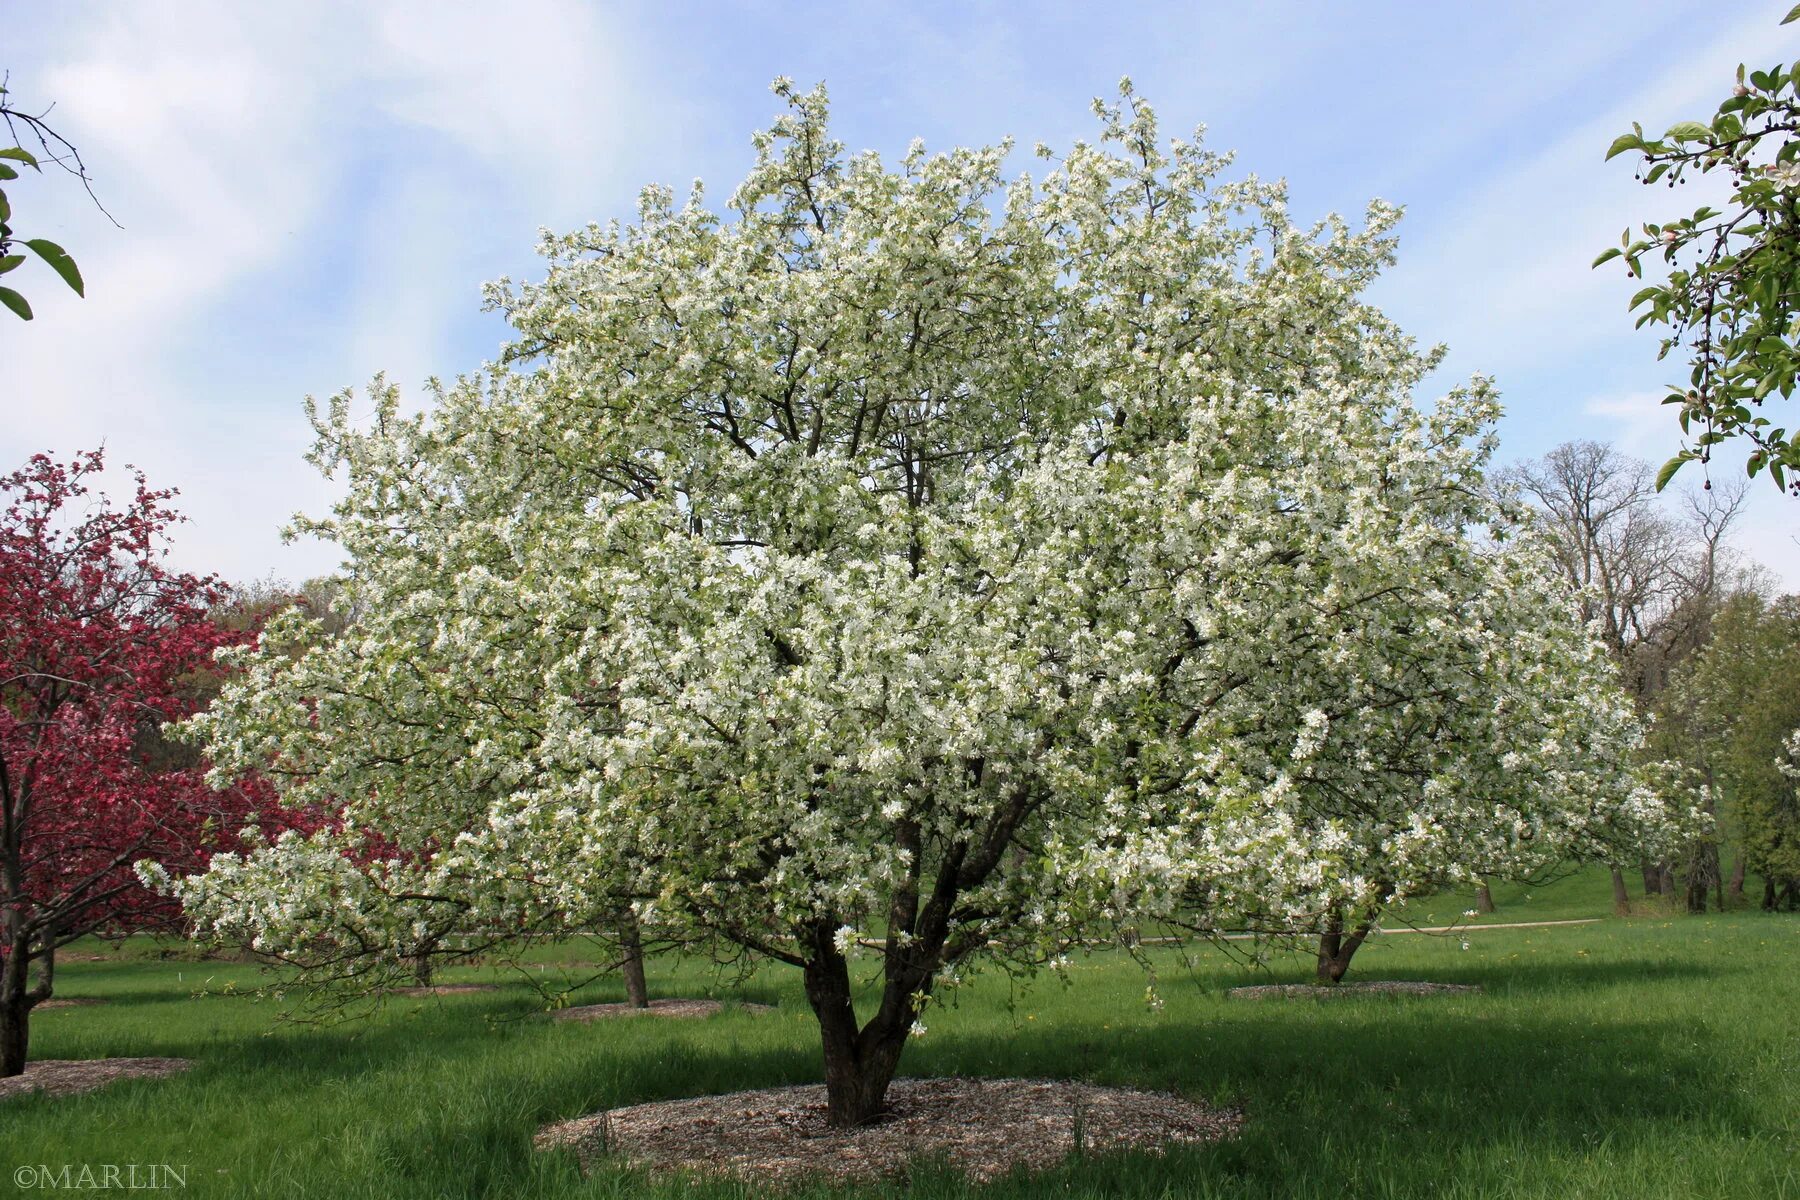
[
  {"x1": 0, "y1": 163, "x2": 15, "y2": 182},
  {"x1": 1784, "y1": 3, "x2": 1800, "y2": 23},
  {"x1": 0, "y1": 146, "x2": 38, "y2": 169},
  {"x1": 1666, "y1": 121, "x2": 1712, "y2": 141},
  {"x1": 0, "y1": 254, "x2": 23, "y2": 275},
  {"x1": 1592, "y1": 247, "x2": 1623, "y2": 268},
  {"x1": 0, "y1": 286, "x2": 31, "y2": 320},
  {"x1": 1605, "y1": 133, "x2": 1644, "y2": 160},
  {"x1": 1654, "y1": 455, "x2": 1686, "y2": 491},
  {"x1": 24, "y1": 238, "x2": 83, "y2": 297}
]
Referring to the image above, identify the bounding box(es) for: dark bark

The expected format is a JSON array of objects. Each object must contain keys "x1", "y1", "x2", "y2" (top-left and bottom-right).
[
  {"x1": 1766, "y1": 876, "x2": 1779, "y2": 911},
  {"x1": 1315, "y1": 912, "x2": 1376, "y2": 984},
  {"x1": 409, "y1": 951, "x2": 433, "y2": 987},
  {"x1": 1610, "y1": 867, "x2": 1631, "y2": 915},
  {"x1": 803, "y1": 945, "x2": 912, "y2": 1127},
  {"x1": 1474, "y1": 882, "x2": 1495, "y2": 914},
  {"x1": 1726, "y1": 853, "x2": 1745, "y2": 906},
  {"x1": 0, "y1": 937, "x2": 50, "y2": 1078},
  {"x1": 618, "y1": 910, "x2": 649, "y2": 1009},
  {"x1": 1641, "y1": 864, "x2": 1663, "y2": 896},
  {"x1": 0, "y1": 950, "x2": 28, "y2": 1078}
]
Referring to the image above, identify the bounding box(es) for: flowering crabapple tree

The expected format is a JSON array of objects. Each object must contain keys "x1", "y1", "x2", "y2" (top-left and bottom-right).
[
  {"x1": 161, "y1": 81, "x2": 1659, "y2": 1126},
  {"x1": 0, "y1": 449, "x2": 280, "y2": 1077}
]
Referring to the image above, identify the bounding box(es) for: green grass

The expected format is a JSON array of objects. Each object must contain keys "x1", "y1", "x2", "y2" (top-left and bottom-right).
[{"x1": 5, "y1": 887, "x2": 1797, "y2": 1198}]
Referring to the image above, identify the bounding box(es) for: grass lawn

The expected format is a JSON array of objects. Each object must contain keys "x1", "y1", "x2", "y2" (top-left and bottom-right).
[{"x1": 5, "y1": 875, "x2": 1796, "y2": 1198}]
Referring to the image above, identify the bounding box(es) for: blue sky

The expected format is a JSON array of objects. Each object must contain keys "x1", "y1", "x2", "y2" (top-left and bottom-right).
[{"x1": 6, "y1": 1, "x2": 1798, "y2": 585}]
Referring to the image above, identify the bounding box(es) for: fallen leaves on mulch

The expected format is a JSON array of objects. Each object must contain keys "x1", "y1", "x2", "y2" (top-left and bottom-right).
[
  {"x1": 1228, "y1": 981, "x2": 1481, "y2": 1000},
  {"x1": 388, "y1": 984, "x2": 500, "y2": 997},
  {"x1": 37, "y1": 997, "x2": 107, "y2": 1010},
  {"x1": 535, "y1": 1077, "x2": 1243, "y2": 1185},
  {"x1": 0, "y1": 1058, "x2": 191, "y2": 1101},
  {"x1": 552, "y1": 999, "x2": 774, "y2": 1022}
]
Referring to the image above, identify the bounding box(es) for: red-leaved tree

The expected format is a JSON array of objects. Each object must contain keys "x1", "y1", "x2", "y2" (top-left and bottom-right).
[{"x1": 0, "y1": 449, "x2": 277, "y2": 1076}]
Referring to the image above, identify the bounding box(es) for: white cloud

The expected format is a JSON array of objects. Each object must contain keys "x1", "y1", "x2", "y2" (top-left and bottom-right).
[{"x1": 3, "y1": 1, "x2": 656, "y2": 586}]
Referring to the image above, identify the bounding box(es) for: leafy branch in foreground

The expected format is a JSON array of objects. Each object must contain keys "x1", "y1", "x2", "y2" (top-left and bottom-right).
[
  {"x1": 0, "y1": 76, "x2": 114, "y2": 320},
  {"x1": 1598, "y1": 7, "x2": 1800, "y2": 493}
]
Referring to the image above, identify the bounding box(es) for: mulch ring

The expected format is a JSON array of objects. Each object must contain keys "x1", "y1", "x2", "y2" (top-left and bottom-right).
[
  {"x1": 37, "y1": 997, "x2": 107, "y2": 1010},
  {"x1": 1228, "y1": 981, "x2": 1481, "y2": 1000},
  {"x1": 388, "y1": 984, "x2": 500, "y2": 997},
  {"x1": 553, "y1": 999, "x2": 774, "y2": 1023},
  {"x1": 536, "y1": 1077, "x2": 1244, "y2": 1186},
  {"x1": 0, "y1": 1058, "x2": 191, "y2": 1101}
]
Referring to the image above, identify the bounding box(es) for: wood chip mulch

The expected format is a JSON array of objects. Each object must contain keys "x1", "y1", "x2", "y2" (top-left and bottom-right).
[
  {"x1": 552, "y1": 999, "x2": 773, "y2": 1022},
  {"x1": 1228, "y1": 980, "x2": 1482, "y2": 1000},
  {"x1": 36, "y1": 997, "x2": 108, "y2": 1010},
  {"x1": 0, "y1": 1058, "x2": 191, "y2": 1101},
  {"x1": 388, "y1": 983, "x2": 500, "y2": 997},
  {"x1": 535, "y1": 1077, "x2": 1243, "y2": 1185}
]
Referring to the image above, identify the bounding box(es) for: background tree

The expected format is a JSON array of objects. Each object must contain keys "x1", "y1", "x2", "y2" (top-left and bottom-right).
[
  {"x1": 1598, "y1": 6, "x2": 1800, "y2": 492},
  {"x1": 0, "y1": 449, "x2": 281, "y2": 1077},
  {"x1": 1664, "y1": 593, "x2": 1800, "y2": 909},
  {"x1": 162, "y1": 82, "x2": 1659, "y2": 1126},
  {"x1": 1501, "y1": 439, "x2": 1746, "y2": 910}
]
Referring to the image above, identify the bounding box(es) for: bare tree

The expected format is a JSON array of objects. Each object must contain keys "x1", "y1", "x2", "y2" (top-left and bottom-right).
[{"x1": 1501, "y1": 441, "x2": 1748, "y2": 911}]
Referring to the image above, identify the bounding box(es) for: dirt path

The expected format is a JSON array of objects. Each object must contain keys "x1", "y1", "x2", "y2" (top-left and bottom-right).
[
  {"x1": 1134, "y1": 917, "x2": 1602, "y2": 946},
  {"x1": 1372, "y1": 918, "x2": 1601, "y2": 935}
]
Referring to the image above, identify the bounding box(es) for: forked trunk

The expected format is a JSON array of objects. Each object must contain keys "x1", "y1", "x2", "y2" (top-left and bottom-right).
[
  {"x1": 1610, "y1": 867, "x2": 1631, "y2": 916},
  {"x1": 804, "y1": 950, "x2": 914, "y2": 1128},
  {"x1": 618, "y1": 909, "x2": 649, "y2": 1009},
  {"x1": 1315, "y1": 912, "x2": 1375, "y2": 984}
]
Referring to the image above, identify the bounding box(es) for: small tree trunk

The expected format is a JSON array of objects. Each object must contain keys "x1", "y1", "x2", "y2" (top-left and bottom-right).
[
  {"x1": 803, "y1": 942, "x2": 914, "y2": 1128},
  {"x1": 1766, "y1": 877, "x2": 1779, "y2": 912},
  {"x1": 0, "y1": 940, "x2": 36, "y2": 1078},
  {"x1": 1725, "y1": 853, "x2": 1745, "y2": 906},
  {"x1": 1610, "y1": 868, "x2": 1631, "y2": 916},
  {"x1": 410, "y1": 952, "x2": 434, "y2": 987},
  {"x1": 1641, "y1": 864, "x2": 1663, "y2": 896},
  {"x1": 1658, "y1": 863, "x2": 1676, "y2": 897},
  {"x1": 618, "y1": 910, "x2": 648, "y2": 1009},
  {"x1": 1474, "y1": 882, "x2": 1495, "y2": 914},
  {"x1": 1315, "y1": 912, "x2": 1375, "y2": 984}
]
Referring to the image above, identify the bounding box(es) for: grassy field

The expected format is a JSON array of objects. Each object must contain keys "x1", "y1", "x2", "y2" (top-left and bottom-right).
[{"x1": 5, "y1": 872, "x2": 1797, "y2": 1199}]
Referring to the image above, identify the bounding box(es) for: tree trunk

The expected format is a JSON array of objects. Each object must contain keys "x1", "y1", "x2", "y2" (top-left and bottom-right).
[
  {"x1": 1726, "y1": 853, "x2": 1745, "y2": 906},
  {"x1": 618, "y1": 909, "x2": 649, "y2": 1009},
  {"x1": 1474, "y1": 882, "x2": 1495, "y2": 914},
  {"x1": 1315, "y1": 913, "x2": 1375, "y2": 984},
  {"x1": 803, "y1": 944, "x2": 914, "y2": 1128},
  {"x1": 1658, "y1": 863, "x2": 1676, "y2": 897},
  {"x1": 1766, "y1": 876, "x2": 1779, "y2": 912},
  {"x1": 1641, "y1": 864, "x2": 1663, "y2": 896},
  {"x1": 0, "y1": 938, "x2": 42, "y2": 1078},
  {"x1": 409, "y1": 951, "x2": 433, "y2": 987},
  {"x1": 1610, "y1": 867, "x2": 1631, "y2": 916}
]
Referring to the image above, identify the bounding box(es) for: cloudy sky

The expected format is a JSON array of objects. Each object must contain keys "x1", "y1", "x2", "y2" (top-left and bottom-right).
[{"x1": 6, "y1": 1, "x2": 1798, "y2": 586}]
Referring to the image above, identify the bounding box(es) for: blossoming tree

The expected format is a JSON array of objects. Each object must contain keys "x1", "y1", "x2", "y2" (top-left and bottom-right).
[
  {"x1": 159, "y1": 82, "x2": 1670, "y2": 1125},
  {"x1": 0, "y1": 450, "x2": 279, "y2": 1077}
]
